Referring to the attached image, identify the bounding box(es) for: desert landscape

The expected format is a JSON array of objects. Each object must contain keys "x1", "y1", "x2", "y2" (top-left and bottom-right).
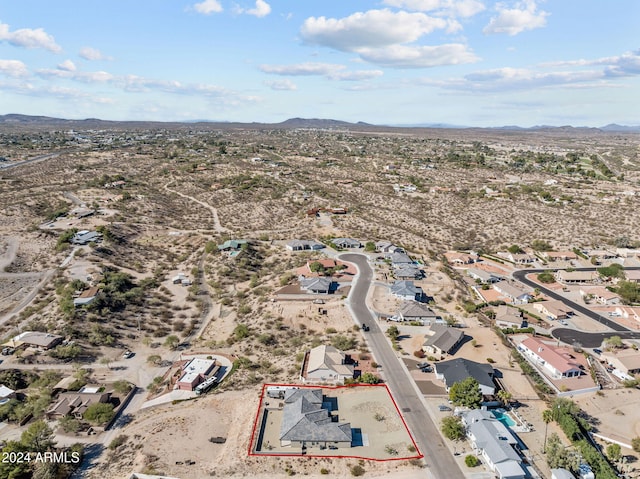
[{"x1": 1, "y1": 116, "x2": 640, "y2": 479}]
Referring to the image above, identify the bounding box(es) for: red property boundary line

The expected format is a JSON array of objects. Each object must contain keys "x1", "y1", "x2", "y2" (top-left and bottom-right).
[{"x1": 247, "y1": 383, "x2": 423, "y2": 462}]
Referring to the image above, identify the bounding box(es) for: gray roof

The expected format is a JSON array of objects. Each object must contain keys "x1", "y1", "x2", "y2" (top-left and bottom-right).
[
  {"x1": 435, "y1": 358, "x2": 494, "y2": 391},
  {"x1": 423, "y1": 325, "x2": 464, "y2": 353},
  {"x1": 399, "y1": 301, "x2": 437, "y2": 319},
  {"x1": 332, "y1": 238, "x2": 360, "y2": 247},
  {"x1": 390, "y1": 280, "x2": 423, "y2": 298},
  {"x1": 300, "y1": 277, "x2": 333, "y2": 292},
  {"x1": 394, "y1": 265, "x2": 421, "y2": 279},
  {"x1": 462, "y1": 409, "x2": 524, "y2": 477},
  {"x1": 389, "y1": 251, "x2": 413, "y2": 265},
  {"x1": 280, "y1": 389, "x2": 352, "y2": 443}
]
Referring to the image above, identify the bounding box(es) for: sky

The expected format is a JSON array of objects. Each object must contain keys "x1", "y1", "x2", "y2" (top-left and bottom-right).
[{"x1": 0, "y1": 1, "x2": 639, "y2": 127}]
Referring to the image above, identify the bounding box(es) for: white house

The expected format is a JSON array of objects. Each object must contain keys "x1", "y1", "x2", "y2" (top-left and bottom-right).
[{"x1": 517, "y1": 336, "x2": 582, "y2": 379}]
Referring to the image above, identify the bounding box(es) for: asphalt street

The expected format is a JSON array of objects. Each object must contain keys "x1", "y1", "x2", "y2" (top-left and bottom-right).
[
  {"x1": 512, "y1": 268, "x2": 640, "y2": 347},
  {"x1": 340, "y1": 253, "x2": 464, "y2": 479}
]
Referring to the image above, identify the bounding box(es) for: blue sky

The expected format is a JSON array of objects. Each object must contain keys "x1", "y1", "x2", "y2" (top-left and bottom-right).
[{"x1": 0, "y1": 1, "x2": 638, "y2": 126}]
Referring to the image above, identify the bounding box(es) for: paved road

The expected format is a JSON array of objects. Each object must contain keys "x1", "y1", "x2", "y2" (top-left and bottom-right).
[
  {"x1": 340, "y1": 253, "x2": 464, "y2": 479},
  {"x1": 0, "y1": 152, "x2": 59, "y2": 170},
  {"x1": 513, "y1": 268, "x2": 640, "y2": 348}
]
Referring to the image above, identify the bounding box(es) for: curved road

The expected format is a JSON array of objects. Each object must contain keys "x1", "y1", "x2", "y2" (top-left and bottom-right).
[
  {"x1": 340, "y1": 253, "x2": 464, "y2": 479},
  {"x1": 512, "y1": 268, "x2": 640, "y2": 347}
]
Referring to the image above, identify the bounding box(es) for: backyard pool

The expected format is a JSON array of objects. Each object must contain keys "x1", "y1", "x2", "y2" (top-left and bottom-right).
[{"x1": 492, "y1": 408, "x2": 516, "y2": 427}]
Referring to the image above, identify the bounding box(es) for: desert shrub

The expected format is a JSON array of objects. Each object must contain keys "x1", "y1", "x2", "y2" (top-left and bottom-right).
[
  {"x1": 350, "y1": 465, "x2": 365, "y2": 476},
  {"x1": 465, "y1": 455, "x2": 479, "y2": 467}
]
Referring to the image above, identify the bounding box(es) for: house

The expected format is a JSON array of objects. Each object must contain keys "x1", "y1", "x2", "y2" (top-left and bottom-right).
[
  {"x1": 217, "y1": 239, "x2": 248, "y2": 251},
  {"x1": 625, "y1": 270, "x2": 640, "y2": 283},
  {"x1": 577, "y1": 464, "x2": 595, "y2": 479},
  {"x1": 493, "y1": 282, "x2": 533, "y2": 305},
  {"x1": 601, "y1": 349, "x2": 640, "y2": 376},
  {"x1": 580, "y1": 286, "x2": 620, "y2": 305},
  {"x1": 5, "y1": 331, "x2": 63, "y2": 350},
  {"x1": 389, "y1": 280, "x2": 424, "y2": 301},
  {"x1": 587, "y1": 249, "x2": 617, "y2": 260},
  {"x1": 422, "y1": 325, "x2": 465, "y2": 356},
  {"x1": 286, "y1": 239, "x2": 325, "y2": 251},
  {"x1": 468, "y1": 268, "x2": 501, "y2": 284},
  {"x1": 176, "y1": 358, "x2": 219, "y2": 391},
  {"x1": 0, "y1": 385, "x2": 16, "y2": 405},
  {"x1": 375, "y1": 241, "x2": 402, "y2": 254},
  {"x1": 302, "y1": 345, "x2": 354, "y2": 384},
  {"x1": 389, "y1": 251, "x2": 414, "y2": 267},
  {"x1": 517, "y1": 336, "x2": 583, "y2": 379},
  {"x1": 461, "y1": 409, "x2": 526, "y2": 479},
  {"x1": 444, "y1": 252, "x2": 478, "y2": 265},
  {"x1": 300, "y1": 277, "x2": 334, "y2": 294},
  {"x1": 279, "y1": 389, "x2": 352, "y2": 448},
  {"x1": 505, "y1": 253, "x2": 536, "y2": 264},
  {"x1": 551, "y1": 469, "x2": 576, "y2": 479},
  {"x1": 70, "y1": 230, "x2": 102, "y2": 245},
  {"x1": 555, "y1": 270, "x2": 598, "y2": 284},
  {"x1": 73, "y1": 286, "x2": 100, "y2": 307},
  {"x1": 397, "y1": 301, "x2": 438, "y2": 324},
  {"x1": 614, "y1": 306, "x2": 640, "y2": 321},
  {"x1": 494, "y1": 305, "x2": 526, "y2": 329},
  {"x1": 435, "y1": 358, "x2": 495, "y2": 395},
  {"x1": 46, "y1": 387, "x2": 111, "y2": 419},
  {"x1": 393, "y1": 265, "x2": 422, "y2": 280},
  {"x1": 533, "y1": 300, "x2": 572, "y2": 320},
  {"x1": 331, "y1": 238, "x2": 361, "y2": 249},
  {"x1": 543, "y1": 251, "x2": 578, "y2": 262}
]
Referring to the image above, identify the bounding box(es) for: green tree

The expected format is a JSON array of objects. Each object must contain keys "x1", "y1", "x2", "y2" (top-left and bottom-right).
[
  {"x1": 632, "y1": 436, "x2": 640, "y2": 453},
  {"x1": 531, "y1": 240, "x2": 552, "y2": 252},
  {"x1": 464, "y1": 454, "x2": 479, "y2": 467},
  {"x1": 234, "y1": 324, "x2": 250, "y2": 340},
  {"x1": 309, "y1": 261, "x2": 326, "y2": 274},
  {"x1": 598, "y1": 263, "x2": 625, "y2": 280},
  {"x1": 21, "y1": 420, "x2": 55, "y2": 453},
  {"x1": 164, "y1": 335, "x2": 180, "y2": 350},
  {"x1": 83, "y1": 403, "x2": 115, "y2": 425},
  {"x1": 386, "y1": 325, "x2": 399, "y2": 341},
  {"x1": 542, "y1": 409, "x2": 553, "y2": 453},
  {"x1": 604, "y1": 335, "x2": 624, "y2": 350},
  {"x1": 537, "y1": 272, "x2": 556, "y2": 284},
  {"x1": 359, "y1": 372, "x2": 380, "y2": 384},
  {"x1": 364, "y1": 241, "x2": 376, "y2": 252},
  {"x1": 507, "y1": 244, "x2": 523, "y2": 254},
  {"x1": 441, "y1": 416, "x2": 466, "y2": 441},
  {"x1": 59, "y1": 416, "x2": 82, "y2": 434},
  {"x1": 449, "y1": 377, "x2": 482, "y2": 409},
  {"x1": 546, "y1": 433, "x2": 570, "y2": 469},
  {"x1": 606, "y1": 443, "x2": 621, "y2": 463}
]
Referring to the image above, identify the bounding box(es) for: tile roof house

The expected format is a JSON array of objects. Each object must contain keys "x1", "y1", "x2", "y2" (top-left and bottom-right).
[
  {"x1": 422, "y1": 324, "x2": 465, "y2": 356},
  {"x1": 580, "y1": 286, "x2": 621, "y2": 305},
  {"x1": 46, "y1": 388, "x2": 111, "y2": 419},
  {"x1": 468, "y1": 268, "x2": 501, "y2": 284},
  {"x1": 397, "y1": 301, "x2": 439, "y2": 324},
  {"x1": 435, "y1": 358, "x2": 495, "y2": 395},
  {"x1": 302, "y1": 345, "x2": 354, "y2": 384},
  {"x1": 555, "y1": 270, "x2": 598, "y2": 284},
  {"x1": 533, "y1": 300, "x2": 573, "y2": 320},
  {"x1": 389, "y1": 280, "x2": 424, "y2": 301},
  {"x1": 461, "y1": 409, "x2": 526, "y2": 479},
  {"x1": 279, "y1": 389, "x2": 352, "y2": 448},
  {"x1": 444, "y1": 252, "x2": 478, "y2": 265},
  {"x1": 601, "y1": 349, "x2": 640, "y2": 376},
  {"x1": 494, "y1": 305, "x2": 526, "y2": 329},
  {"x1": 517, "y1": 336, "x2": 583, "y2": 379},
  {"x1": 493, "y1": 282, "x2": 533, "y2": 305}
]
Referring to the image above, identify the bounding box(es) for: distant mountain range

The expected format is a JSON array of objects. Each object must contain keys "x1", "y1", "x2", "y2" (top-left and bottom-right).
[{"x1": 0, "y1": 113, "x2": 638, "y2": 132}]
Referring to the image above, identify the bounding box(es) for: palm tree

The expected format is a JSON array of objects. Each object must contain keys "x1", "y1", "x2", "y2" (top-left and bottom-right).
[
  {"x1": 542, "y1": 409, "x2": 553, "y2": 453},
  {"x1": 497, "y1": 390, "x2": 512, "y2": 406}
]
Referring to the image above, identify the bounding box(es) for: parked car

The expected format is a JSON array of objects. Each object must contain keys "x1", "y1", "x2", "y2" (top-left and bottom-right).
[
  {"x1": 438, "y1": 405, "x2": 452, "y2": 412},
  {"x1": 416, "y1": 362, "x2": 429, "y2": 369},
  {"x1": 122, "y1": 351, "x2": 134, "y2": 359},
  {"x1": 593, "y1": 348, "x2": 602, "y2": 355},
  {"x1": 421, "y1": 366, "x2": 433, "y2": 373}
]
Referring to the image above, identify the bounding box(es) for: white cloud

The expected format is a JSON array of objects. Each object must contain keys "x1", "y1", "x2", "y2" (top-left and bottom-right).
[
  {"x1": 57, "y1": 60, "x2": 76, "y2": 72},
  {"x1": 358, "y1": 44, "x2": 478, "y2": 68},
  {"x1": 382, "y1": 0, "x2": 485, "y2": 18},
  {"x1": 259, "y1": 62, "x2": 384, "y2": 81},
  {"x1": 483, "y1": 0, "x2": 548, "y2": 36},
  {"x1": 242, "y1": 0, "x2": 272, "y2": 18},
  {"x1": 37, "y1": 68, "x2": 114, "y2": 83},
  {"x1": 0, "y1": 22, "x2": 62, "y2": 52},
  {"x1": 193, "y1": 0, "x2": 223, "y2": 15},
  {"x1": 265, "y1": 79, "x2": 297, "y2": 91},
  {"x1": 0, "y1": 59, "x2": 28, "y2": 77},
  {"x1": 301, "y1": 9, "x2": 448, "y2": 52},
  {"x1": 79, "y1": 47, "x2": 111, "y2": 61}
]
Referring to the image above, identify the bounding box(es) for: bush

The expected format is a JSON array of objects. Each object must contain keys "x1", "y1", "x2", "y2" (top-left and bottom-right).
[
  {"x1": 320, "y1": 468, "x2": 329, "y2": 475},
  {"x1": 109, "y1": 434, "x2": 128, "y2": 450},
  {"x1": 465, "y1": 455, "x2": 479, "y2": 467},
  {"x1": 350, "y1": 465, "x2": 365, "y2": 476},
  {"x1": 83, "y1": 403, "x2": 115, "y2": 425}
]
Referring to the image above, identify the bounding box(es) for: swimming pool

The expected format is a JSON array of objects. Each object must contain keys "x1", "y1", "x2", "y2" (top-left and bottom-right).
[{"x1": 492, "y1": 409, "x2": 516, "y2": 427}]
